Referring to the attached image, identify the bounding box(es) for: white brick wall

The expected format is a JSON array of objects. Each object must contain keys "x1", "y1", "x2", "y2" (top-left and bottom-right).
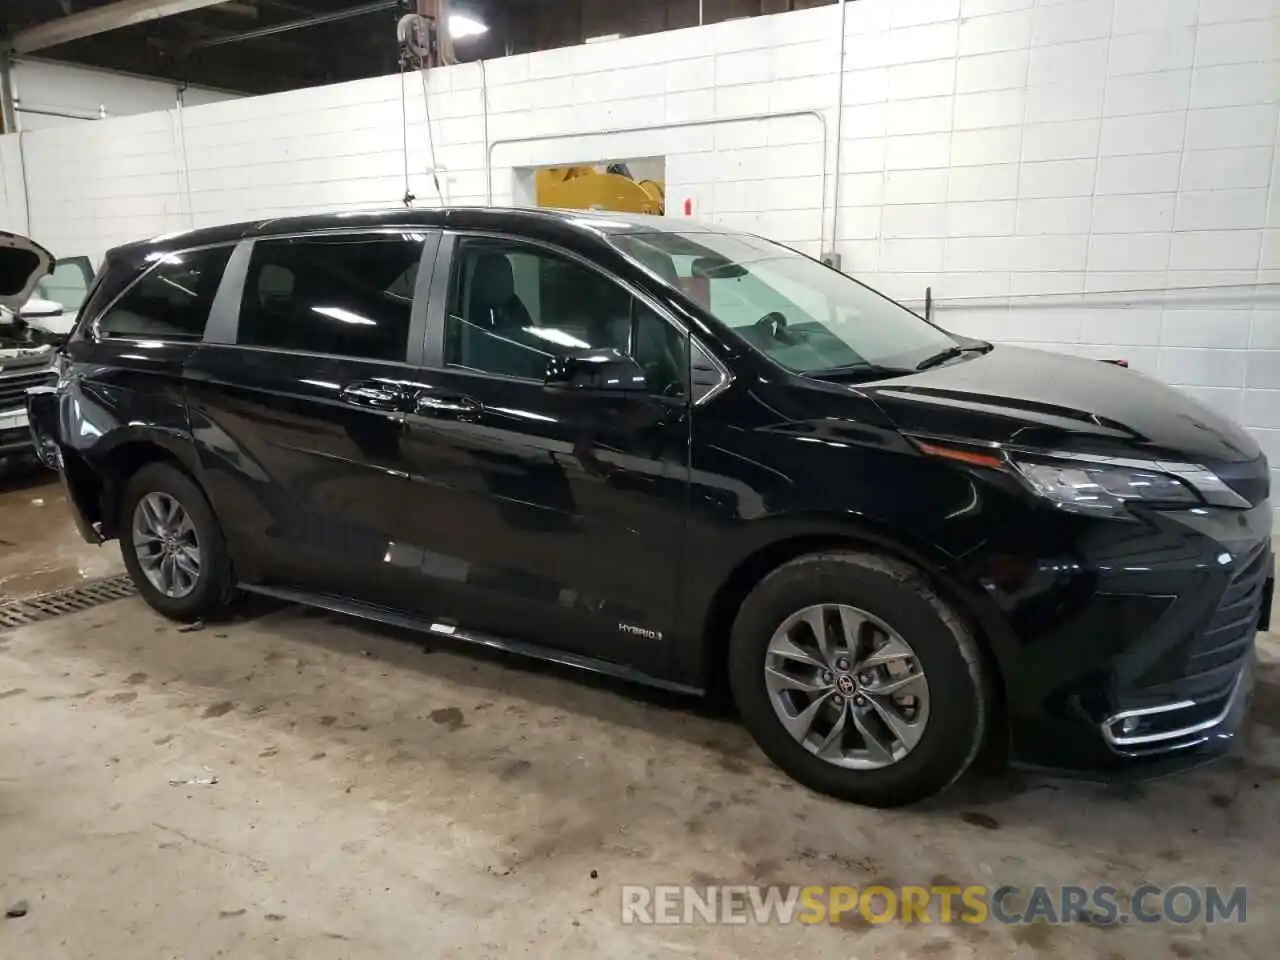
[
  {"x1": 11, "y1": 58, "x2": 236, "y2": 131},
  {"x1": 1, "y1": 0, "x2": 1278, "y2": 520}
]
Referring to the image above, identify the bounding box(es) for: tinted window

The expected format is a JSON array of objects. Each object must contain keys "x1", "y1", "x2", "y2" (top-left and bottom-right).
[
  {"x1": 444, "y1": 238, "x2": 687, "y2": 397},
  {"x1": 98, "y1": 246, "x2": 232, "y2": 340},
  {"x1": 237, "y1": 233, "x2": 426, "y2": 362}
]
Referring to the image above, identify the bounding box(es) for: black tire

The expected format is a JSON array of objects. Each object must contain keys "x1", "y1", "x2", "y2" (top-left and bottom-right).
[
  {"x1": 118, "y1": 462, "x2": 236, "y2": 622},
  {"x1": 728, "y1": 550, "x2": 988, "y2": 808}
]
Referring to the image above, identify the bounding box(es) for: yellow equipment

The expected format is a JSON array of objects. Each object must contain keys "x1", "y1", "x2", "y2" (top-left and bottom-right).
[{"x1": 535, "y1": 164, "x2": 665, "y2": 215}]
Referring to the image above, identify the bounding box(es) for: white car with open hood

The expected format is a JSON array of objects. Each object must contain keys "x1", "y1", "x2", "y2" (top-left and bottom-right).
[{"x1": 0, "y1": 230, "x2": 78, "y2": 468}]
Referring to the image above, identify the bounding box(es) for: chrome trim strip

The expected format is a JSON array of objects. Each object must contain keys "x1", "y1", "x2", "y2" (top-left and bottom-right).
[
  {"x1": 1101, "y1": 669, "x2": 1245, "y2": 748},
  {"x1": 691, "y1": 336, "x2": 732, "y2": 406}
]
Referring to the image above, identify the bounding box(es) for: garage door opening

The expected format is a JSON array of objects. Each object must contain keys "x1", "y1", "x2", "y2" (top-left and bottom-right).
[{"x1": 513, "y1": 158, "x2": 666, "y2": 215}]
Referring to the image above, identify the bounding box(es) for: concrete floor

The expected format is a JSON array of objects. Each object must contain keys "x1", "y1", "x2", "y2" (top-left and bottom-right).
[
  {"x1": 0, "y1": 468, "x2": 123, "y2": 600},
  {"x1": 2, "y1": 470, "x2": 1280, "y2": 959}
]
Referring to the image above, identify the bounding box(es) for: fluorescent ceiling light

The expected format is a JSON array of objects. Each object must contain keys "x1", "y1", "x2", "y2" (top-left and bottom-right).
[
  {"x1": 585, "y1": 33, "x2": 622, "y2": 43},
  {"x1": 449, "y1": 14, "x2": 488, "y2": 39},
  {"x1": 313, "y1": 305, "x2": 376, "y2": 326},
  {"x1": 522, "y1": 327, "x2": 591, "y2": 350}
]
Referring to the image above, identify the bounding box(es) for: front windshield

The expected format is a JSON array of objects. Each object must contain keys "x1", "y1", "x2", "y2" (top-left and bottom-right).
[{"x1": 609, "y1": 231, "x2": 958, "y2": 377}]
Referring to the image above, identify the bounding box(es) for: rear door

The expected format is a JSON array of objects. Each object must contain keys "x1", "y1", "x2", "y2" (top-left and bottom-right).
[{"x1": 184, "y1": 229, "x2": 439, "y2": 604}]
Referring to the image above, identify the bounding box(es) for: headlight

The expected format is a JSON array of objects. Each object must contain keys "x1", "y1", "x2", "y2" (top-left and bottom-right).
[
  {"x1": 915, "y1": 439, "x2": 1249, "y2": 514},
  {"x1": 1012, "y1": 458, "x2": 1200, "y2": 513}
]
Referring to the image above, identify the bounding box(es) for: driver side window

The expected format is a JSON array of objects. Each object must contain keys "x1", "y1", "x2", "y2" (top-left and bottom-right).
[{"x1": 443, "y1": 237, "x2": 687, "y2": 397}]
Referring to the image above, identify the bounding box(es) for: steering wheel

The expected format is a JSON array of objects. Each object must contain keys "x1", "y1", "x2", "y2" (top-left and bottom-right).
[
  {"x1": 755, "y1": 311, "x2": 795, "y2": 345},
  {"x1": 640, "y1": 359, "x2": 686, "y2": 399}
]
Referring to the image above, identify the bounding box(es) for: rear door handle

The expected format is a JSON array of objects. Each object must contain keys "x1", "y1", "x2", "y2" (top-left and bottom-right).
[
  {"x1": 414, "y1": 392, "x2": 481, "y2": 419},
  {"x1": 339, "y1": 380, "x2": 413, "y2": 412}
]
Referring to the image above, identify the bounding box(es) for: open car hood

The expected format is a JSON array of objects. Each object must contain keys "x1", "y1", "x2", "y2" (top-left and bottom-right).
[{"x1": 0, "y1": 230, "x2": 53, "y2": 312}]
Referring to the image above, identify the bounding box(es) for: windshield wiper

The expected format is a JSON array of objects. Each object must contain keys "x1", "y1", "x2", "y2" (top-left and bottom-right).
[
  {"x1": 915, "y1": 342, "x2": 991, "y2": 371},
  {"x1": 806, "y1": 363, "x2": 912, "y2": 383}
]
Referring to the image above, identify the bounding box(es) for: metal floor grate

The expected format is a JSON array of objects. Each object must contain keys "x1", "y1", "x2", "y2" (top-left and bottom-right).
[{"x1": 0, "y1": 574, "x2": 137, "y2": 629}]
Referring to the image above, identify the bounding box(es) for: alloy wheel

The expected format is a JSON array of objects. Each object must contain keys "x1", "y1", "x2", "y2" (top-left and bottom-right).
[
  {"x1": 763, "y1": 603, "x2": 930, "y2": 770},
  {"x1": 132, "y1": 492, "x2": 202, "y2": 599}
]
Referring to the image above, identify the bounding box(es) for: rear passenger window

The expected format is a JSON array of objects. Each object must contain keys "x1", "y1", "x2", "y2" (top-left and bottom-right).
[
  {"x1": 98, "y1": 246, "x2": 232, "y2": 340},
  {"x1": 237, "y1": 233, "x2": 426, "y2": 363}
]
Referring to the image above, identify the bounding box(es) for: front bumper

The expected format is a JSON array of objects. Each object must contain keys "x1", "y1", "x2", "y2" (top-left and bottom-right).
[
  {"x1": 0, "y1": 405, "x2": 36, "y2": 463},
  {"x1": 1100, "y1": 660, "x2": 1252, "y2": 755},
  {"x1": 998, "y1": 498, "x2": 1271, "y2": 779}
]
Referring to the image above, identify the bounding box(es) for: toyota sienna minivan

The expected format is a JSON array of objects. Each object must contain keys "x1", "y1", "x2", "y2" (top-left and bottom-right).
[{"x1": 20, "y1": 209, "x2": 1271, "y2": 807}]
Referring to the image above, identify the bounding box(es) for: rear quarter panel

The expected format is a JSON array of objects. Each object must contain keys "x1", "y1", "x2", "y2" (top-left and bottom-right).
[{"x1": 54, "y1": 338, "x2": 203, "y2": 527}]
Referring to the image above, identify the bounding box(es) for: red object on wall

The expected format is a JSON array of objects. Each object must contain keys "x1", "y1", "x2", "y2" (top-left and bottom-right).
[{"x1": 683, "y1": 198, "x2": 692, "y2": 216}]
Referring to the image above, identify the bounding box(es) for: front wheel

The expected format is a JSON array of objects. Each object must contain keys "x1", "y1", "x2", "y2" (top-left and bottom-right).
[
  {"x1": 729, "y1": 551, "x2": 989, "y2": 807},
  {"x1": 119, "y1": 462, "x2": 236, "y2": 622}
]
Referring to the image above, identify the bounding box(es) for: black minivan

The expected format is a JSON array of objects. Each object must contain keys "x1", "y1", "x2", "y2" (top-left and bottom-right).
[{"x1": 23, "y1": 208, "x2": 1272, "y2": 806}]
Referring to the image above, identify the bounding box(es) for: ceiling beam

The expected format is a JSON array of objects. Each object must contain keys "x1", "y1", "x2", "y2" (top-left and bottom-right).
[
  {"x1": 9, "y1": 0, "x2": 235, "y2": 54},
  {"x1": 190, "y1": 0, "x2": 399, "y2": 49}
]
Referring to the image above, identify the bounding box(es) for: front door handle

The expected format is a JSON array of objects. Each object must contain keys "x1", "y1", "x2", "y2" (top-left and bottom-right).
[
  {"x1": 414, "y1": 392, "x2": 481, "y2": 419},
  {"x1": 339, "y1": 380, "x2": 412, "y2": 412}
]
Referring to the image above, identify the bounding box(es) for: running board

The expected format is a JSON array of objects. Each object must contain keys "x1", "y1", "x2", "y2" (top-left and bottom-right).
[{"x1": 237, "y1": 583, "x2": 703, "y2": 696}]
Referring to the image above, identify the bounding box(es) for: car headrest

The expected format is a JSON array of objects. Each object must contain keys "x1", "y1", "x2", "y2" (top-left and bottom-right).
[{"x1": 471, "y1": 253, "x2": 515, "y2": 307}]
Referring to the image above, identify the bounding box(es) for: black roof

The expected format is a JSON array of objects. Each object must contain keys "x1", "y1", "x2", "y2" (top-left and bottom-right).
[{"x1": 114, "y1": 206, "x2": 719, "y2": 261}]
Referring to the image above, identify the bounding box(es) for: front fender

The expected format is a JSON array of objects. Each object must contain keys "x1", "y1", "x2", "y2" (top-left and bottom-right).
[{"x1": 675, "y1": 509, "x2": 1021, "y2": 694}]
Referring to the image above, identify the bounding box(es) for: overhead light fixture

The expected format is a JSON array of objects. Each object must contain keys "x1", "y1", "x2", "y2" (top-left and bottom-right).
[
  {"x1": 313, "y1": 305, "x2": 376, "y2": 326},
  {"x1": 449, "y1": 13, "x2": 488, "y2": 39},
  {"x1": 585, "y1": 33, "x2": 623, "y2": 43}
]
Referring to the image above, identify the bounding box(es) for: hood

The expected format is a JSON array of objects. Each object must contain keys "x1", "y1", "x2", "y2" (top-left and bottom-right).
[
  {"x1": 0, "y1": 230, "x2": 53, "y2": 312},
  {"x1": 860, "y1": 345, "x2": 1260, "y2": 465}
]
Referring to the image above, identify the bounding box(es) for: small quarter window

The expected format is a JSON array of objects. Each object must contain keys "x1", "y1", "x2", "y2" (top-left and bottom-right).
[{"x1": 98, "y1": 246, "x2": 232, "y2": 340}]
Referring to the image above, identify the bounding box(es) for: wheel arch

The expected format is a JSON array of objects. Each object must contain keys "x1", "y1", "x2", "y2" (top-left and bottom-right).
[
  {"x1": 86, "y1": 436, "x2": 204, "y2": 540},
  {"x1": 696, "y1": 518, "x2": 1017, "y2": 709}
]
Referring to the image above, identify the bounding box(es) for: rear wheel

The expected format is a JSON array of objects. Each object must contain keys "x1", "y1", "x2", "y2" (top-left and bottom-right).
[
  {"x1": 119, "y1": 463, "x2": 235, "y2": 621},
  {"x1": 729, "y1": 550, "x2": 988, "y2": 807}
]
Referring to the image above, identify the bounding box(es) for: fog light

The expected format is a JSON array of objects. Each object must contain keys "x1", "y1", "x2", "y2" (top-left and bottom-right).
[{"x1": 1121, "y1": 717, "x2": 1141, "y2": 735}]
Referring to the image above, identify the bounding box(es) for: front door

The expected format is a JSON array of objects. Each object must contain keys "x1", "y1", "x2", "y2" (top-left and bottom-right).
[{"x1": 396, "y1": 233, "x2": 692, "y2": 677}]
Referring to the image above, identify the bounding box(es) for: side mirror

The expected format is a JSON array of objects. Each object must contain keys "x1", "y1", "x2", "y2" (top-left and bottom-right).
[
  {"x1": 544, "y1": 348, "x2": 648, "y2": 394},
  {"x1": 20, "y1": 297, "x2": 66, "y2": 319}
]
